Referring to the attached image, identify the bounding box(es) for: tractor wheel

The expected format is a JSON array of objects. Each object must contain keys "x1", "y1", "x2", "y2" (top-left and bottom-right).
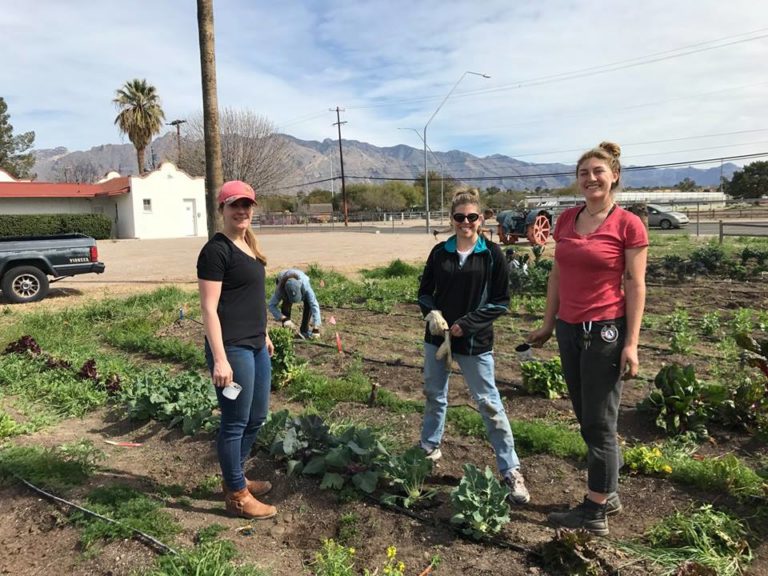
[{"x1": 526, "y1": 214, "x2": 551, "y2": 245}]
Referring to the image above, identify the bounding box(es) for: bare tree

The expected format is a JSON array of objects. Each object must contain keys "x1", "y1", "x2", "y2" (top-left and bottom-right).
[
  {"x1": 178, "y1": 108, "x2": 290, "y2": 195},
  {"x1": 51, "y1": 157, "x2": 100, "y2": 183},
  {"x1": 197, "y1": 0, "x2": 224, "y2": 237}
]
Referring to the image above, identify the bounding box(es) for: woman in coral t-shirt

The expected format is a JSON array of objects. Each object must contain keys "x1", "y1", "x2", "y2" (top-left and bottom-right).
[{"x1": 528, "y1": 142, "x2": 648, "y2": 536}]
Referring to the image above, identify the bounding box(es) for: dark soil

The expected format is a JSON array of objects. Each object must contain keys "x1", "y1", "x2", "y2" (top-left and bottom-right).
[{"x1": 1, "y1": 274, "x2": 767, "y2": 575}]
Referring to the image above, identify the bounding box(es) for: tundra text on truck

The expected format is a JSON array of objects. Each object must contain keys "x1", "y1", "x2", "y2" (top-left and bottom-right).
[{"x1": 0, "y1": 233, "x2": 106, "y2": 303}]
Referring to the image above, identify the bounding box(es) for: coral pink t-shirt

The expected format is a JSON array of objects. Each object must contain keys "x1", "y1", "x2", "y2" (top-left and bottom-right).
[{"x1": 553, "y1": 206, "x2": 648, "y2": 323}]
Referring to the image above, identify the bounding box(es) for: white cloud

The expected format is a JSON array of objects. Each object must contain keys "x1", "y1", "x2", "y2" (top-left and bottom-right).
[{"x1": 1, "y1": 0, "x2": 767, "y2": 169}]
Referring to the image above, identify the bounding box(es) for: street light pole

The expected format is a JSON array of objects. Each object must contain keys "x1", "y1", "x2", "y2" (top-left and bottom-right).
[
  {"x1": 422, "y1": 71, "x2": 489, "y2": 233},
  {"x1": 398, "y1": 127, "x2": 448, "y2": 224}
]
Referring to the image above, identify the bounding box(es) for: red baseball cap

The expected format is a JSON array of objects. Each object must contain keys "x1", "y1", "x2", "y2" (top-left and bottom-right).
[{"x1": 217, "y1": 180, "x2": 256, "y2": 205}]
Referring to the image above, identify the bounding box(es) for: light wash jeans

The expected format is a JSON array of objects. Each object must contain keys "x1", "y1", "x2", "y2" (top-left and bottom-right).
[
  {"x1": 205, "y1": 343, "x2": 271, "y2": 492},
  {"x1": 420, "y1": 343, "x2": 521, "y2": 475}
]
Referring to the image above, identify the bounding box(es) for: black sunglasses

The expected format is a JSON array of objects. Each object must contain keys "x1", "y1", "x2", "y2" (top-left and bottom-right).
[{"x1": 452, "y1": 212, "x2": 480, "y2": 223}]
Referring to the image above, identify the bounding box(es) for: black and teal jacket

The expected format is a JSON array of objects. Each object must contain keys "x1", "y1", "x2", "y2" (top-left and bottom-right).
[{"x1": 418, "y1": 235, "x2": 510, "y2": 355}]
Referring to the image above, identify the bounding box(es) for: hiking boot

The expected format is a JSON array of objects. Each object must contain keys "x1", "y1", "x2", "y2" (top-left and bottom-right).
[
  {"x1": 419, "y1": 444, "x2": 442, "y2": 462},
  {"x1": 503, "y1": 468, "x2": 530, "y2": 505},
  {"x1": 224, "y1": 487, "x2": 277, "y2": 520},
  {"x1": 606, "y1": 492, "x2": 622, "y2": 516},
  {"x1": 222, "y1": 478, "x2": 272, "y2": 498},
  {"x1": 548, "y1": 496, "x2": 608, "y2": 536}
]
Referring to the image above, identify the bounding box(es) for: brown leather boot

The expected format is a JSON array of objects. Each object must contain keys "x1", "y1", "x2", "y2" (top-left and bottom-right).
[
  {"x1": 225, "y1": 487, "x2": 277, "y2": 520},
  {"x1": 222, "y1": 479, "x2": 272, "y2": 497}
]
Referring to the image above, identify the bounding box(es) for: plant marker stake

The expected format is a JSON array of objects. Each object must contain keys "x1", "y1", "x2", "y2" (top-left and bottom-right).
[
  {"x1": 335, "y1": 331, "x2": 343, "y2": 354},
  {"x1": 104, "y1": 440, "x2": 143, "y2": 447},
  {"x1": 329, "y1": 315, "x2": 336, "y2": 326}
]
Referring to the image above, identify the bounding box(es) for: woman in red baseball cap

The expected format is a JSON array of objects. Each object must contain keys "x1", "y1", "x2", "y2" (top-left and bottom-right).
[{"x1": 196, "y1": 180, "x2": 277, "y2": 519}]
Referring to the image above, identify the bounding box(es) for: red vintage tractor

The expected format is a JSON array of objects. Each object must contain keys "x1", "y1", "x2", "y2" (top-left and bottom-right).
[{"x1": 495, "y1": 208, "x2": 553, "y2": 246}]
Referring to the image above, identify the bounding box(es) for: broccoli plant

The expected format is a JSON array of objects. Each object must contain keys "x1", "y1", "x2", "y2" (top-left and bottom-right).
[{"x1": 450, "y1": 464, "x2": 510, "y2": 540}]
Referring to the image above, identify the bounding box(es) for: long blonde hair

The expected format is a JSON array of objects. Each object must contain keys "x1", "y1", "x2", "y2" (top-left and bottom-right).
[
  {"x1": 218, "y1": 204, "x2": 268, "y2": 265},
  {"x1": 576, "y1": 141, "x2": 622, "y2": 191}
]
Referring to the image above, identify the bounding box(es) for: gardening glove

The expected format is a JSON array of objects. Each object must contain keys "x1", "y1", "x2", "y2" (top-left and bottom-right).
[
  {"x1": 282, "y1": 318, "x2": 297, "y2": 330},
  {"x1": 425, "y1": 310, "x2": 449, "y2": 336},
  {"x1": 435, "y1": 330, "x2": 452, "y2": 366}
]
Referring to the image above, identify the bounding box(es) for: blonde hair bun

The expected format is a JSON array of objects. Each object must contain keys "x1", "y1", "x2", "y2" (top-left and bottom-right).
[{"x1": 598, "y1": 141, "x2": 621, "y2": 159}]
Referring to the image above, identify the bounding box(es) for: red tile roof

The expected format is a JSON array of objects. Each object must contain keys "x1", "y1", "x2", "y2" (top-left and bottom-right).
[{"x1": 0, "y1": 177, "x2": 131, "y2": 198}]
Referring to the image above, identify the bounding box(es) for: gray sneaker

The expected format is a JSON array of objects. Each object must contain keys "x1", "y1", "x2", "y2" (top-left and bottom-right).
[
  {"x1": 503, "y1": 468, "x2": 530, "y2": 504},
  {"x1": 606, "y1": 492, "x2": 622, "y2": 516},
  {"x1": 419, "y1": 444, "x2": 442, "y2": 462}
]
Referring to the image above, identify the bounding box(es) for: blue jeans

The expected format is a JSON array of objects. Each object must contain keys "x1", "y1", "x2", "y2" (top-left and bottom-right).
[
  {"x1": 420, "y1": 343, "x2": 521, "y2": 475},
  {"x1": 205, "y1": 343, "x2": 272, "y2": 492}
]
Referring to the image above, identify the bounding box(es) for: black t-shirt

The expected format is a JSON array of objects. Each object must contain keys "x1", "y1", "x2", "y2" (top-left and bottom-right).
[{"x1": 196, "y1": 233, "x2": 266, "y2": 349}]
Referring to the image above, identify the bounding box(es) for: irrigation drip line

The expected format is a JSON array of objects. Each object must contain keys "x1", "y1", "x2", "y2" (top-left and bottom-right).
[
  {"x1": 362, "y1": 493, "x2": 541, "y2": 558},
  {"x1": 12, "y1": 472, "x2": 178, "y2": 556}
]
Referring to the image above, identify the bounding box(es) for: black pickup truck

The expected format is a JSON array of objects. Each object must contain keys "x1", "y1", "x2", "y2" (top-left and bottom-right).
[{"x1": 0, "y1": 234, "x2": 106, "y2": 303}]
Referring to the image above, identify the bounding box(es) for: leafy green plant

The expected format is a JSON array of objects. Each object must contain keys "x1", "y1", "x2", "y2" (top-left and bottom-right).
[
  {"x1": 450, "y1": 464, "x2": 510, "y2": 539},
  {"x1": 253, "y1": 409, "x2": 290, "y2": 453},
  {"x1": 668, "y1": 309, "x2": 696, "y2": 354},
  {"x1": 639, "y1": 363, "x2": 724, "y2": 439},
  {"x1": 269, "y1": 413, "x2": 335, "y2": 477},
  {"x1": 56, "y1": 439, "x2": 105, "y2": 474},
  {"x1": 120, "y1": 369, "x2": 218, "y2": 435},
  {"x1": 71, "y1": 485, "x2": 180, "y2": 549},
  {"x1": 0, "y1": 444, "x2": 95, "y2": 491},
  {"x1": 302, "y1": 425, "x2": 389, "y2": 493},
  {"x1": 621, "y1": 504, "x2": 752, "y2": 576},
  {"x1": 312, "y1": 539, "x2": 356, "y2": 576},
  {"x1": 146, "y1": 533, "x2": 267, "y2": 576},
  {"x1": 699, "y1": 311, "x2": 721, "y2": 338},
  {"x1": 381, "y1": 446, "x2": 437, "y2": 508},
  {"x1": 521, "y1": 357, "x2": 567, "y2": 399},
  {"x1": 268, "y1": 327, "x2": 304, "y2": 389},
  {"x1": 623, "y1": 444, "x2": 672, "y2": 475},
  {"x1": 360, "y1": 259, "x2": 420, "y2": 279}
]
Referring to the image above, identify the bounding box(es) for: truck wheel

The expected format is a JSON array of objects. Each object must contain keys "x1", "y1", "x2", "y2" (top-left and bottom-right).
[{"x1": 1, "y1": 266, "x2": 50, "y2": 303}]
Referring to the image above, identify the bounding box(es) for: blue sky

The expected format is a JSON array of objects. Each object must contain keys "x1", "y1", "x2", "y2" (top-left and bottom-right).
[{"x1": 2, "y1": 0, "x2": 767, "y2": 168}]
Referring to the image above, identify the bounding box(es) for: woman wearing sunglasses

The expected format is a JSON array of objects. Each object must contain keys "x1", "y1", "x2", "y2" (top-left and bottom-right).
[
  {"x1": 417, "y1": 188, "x2": 530, "y2": 505},
  {"x1": 197, "y1": 180, "x2": 277, "y2": 520},
  {"x1": 528, "y1": 142, "x2": 648, "y2": 535}
]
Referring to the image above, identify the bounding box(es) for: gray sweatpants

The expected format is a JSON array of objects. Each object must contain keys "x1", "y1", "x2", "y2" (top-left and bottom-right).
[{"x1": 555, "y1": 317, "x2": 625, "y2": 494}]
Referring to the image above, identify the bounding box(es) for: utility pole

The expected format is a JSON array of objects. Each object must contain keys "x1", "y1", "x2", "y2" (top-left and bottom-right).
[
  {"x1": 330, "y1": 107, "x2": 348, "y2": 226},
  {"x1": 167, "y1": 119, "x2": 187, "y2": 164}
]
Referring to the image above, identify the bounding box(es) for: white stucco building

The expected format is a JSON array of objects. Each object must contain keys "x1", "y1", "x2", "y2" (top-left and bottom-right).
[{"x1": 0, "y1": 162, "x2": 207, "y2": 239}]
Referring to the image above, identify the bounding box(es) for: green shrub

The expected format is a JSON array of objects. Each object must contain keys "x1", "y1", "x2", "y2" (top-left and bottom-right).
[{"x1": 0, "y1": 214, "x2": 112, "y2": 239}]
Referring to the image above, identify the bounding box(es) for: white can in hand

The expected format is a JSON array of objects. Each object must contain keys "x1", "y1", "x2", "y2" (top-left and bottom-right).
[{"x1": 222, "y1": 382, "x2": 242, "y2": 400}]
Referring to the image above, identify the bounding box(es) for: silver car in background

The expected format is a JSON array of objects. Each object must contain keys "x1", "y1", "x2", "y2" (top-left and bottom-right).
[{"x1": 647, "y1": 204, "x2": 689, "y2": 229}]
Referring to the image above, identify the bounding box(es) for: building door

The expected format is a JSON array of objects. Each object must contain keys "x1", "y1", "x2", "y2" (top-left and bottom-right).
[{"x1": 183, "y1": 199, "x2": 197, "y2": 236}]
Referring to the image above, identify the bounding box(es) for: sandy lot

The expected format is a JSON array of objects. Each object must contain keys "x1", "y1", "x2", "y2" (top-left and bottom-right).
[{"x1": 9, "y1": 231, "x2": 449, "y2": 307}]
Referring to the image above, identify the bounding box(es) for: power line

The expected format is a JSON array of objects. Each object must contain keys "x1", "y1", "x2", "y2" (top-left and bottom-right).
[{"x1": 273, "y1": 151, "x2": 768, "y2": 191}]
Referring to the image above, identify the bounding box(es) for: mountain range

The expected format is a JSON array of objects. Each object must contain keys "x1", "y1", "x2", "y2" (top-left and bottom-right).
[{"x1": 32, "y1": 133, "x2": 737, "y2": 192}]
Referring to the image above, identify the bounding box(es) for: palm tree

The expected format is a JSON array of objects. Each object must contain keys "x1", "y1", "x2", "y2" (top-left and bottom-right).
[
  {"x1": 197, "y1": 0, "x2": 224, "y2": 237},
  {"x1": 113, "y1": 79, "x2": 165, "y2": 174}
]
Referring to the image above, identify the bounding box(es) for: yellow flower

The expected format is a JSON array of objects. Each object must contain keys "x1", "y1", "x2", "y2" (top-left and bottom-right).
[
  {"x1": 662, "y1": 465, "x2": 673, "y2": 474},
  {"x1": 387, "y1": 546, "x2": 397, "y2": 559}
]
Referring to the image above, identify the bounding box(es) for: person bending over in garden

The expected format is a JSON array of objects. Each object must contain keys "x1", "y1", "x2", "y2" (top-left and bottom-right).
[
  {"x1": 197, "y1": 180, "x2": 277, "y2": 520},
  {"x1": 417, "y1": 188, "x2": 530, "y2": 505},
  {"x1": 528, "y1": 141, "x2": 648, "y2": 535},
  {"x1": 268, "y1": 268, "x2": 322, "y2": 340}
]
